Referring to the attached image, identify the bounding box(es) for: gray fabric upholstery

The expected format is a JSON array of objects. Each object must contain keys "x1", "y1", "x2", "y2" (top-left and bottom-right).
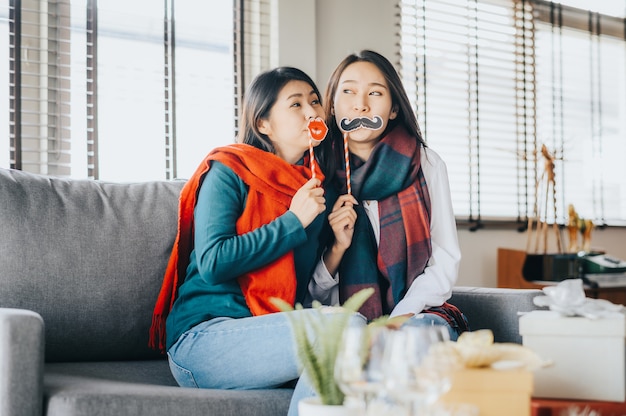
[
  {"x1": 0, "y1": 167, "x2": 545, "y2": 416},
  {"x1": 0, "y1": 168, "x2": 183, "y2": 362},
  {"x1": 450, "y1": 286, "x2": 544, "y2": 343},
  {"x1": 0, "y1": 308, "x2": 44, "y2": 416},
  {"x1": 44, "y1": 362, "x2": 292, "y2": 416}
]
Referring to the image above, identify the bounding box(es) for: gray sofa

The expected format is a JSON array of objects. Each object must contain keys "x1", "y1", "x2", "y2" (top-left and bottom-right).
[{"x1": 0, "y1": 167, "x2": 543, "y2": 416}]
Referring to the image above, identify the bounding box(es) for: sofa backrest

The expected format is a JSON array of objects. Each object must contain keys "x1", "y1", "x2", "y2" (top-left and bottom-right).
[
  {"x1": 450, "y1": 286, "x2": 544, "y2": 343},
  {"x1": 0, "y1": 168, "x2": 185, "y2": 362}
]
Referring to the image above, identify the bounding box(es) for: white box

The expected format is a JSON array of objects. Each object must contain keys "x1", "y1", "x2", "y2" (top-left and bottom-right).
[{"x1": 519, "y1": 310, "x2": 626, "y2": 402}]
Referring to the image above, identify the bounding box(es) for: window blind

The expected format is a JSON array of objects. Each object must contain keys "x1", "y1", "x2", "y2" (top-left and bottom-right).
[
  {"x1": 399, "y1": 0, "x2": 531, "y2": 227},
  {"x1": 9, "y1": 0, "x2": 73, "y2": 176},
  {"x1": 2, "y1": 1, "x2": 13, "y2": 168},
  {"x1": 241, "y1": 0, "x2": 275, "y2": 93},
  {"x1": 533, "y1": 1, "x2": 626, "y2": 226},
  {"x1": 164, "y1": 0, "x2": 175, "y2": 180},
  {"x1": 233, "y1": 0, "x2": 274, "y2": 140},
  {"x1": 399, "y1": 0, "x2": 626, "y2": 226},
  {"x1": 85, "y1": 0, "x2": 96, "y2": 178}
]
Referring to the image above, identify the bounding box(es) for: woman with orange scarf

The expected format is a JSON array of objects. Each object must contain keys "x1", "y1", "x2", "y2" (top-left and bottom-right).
[{"x1": 150, "y1": 67, "x2": 357, "y2": 414}]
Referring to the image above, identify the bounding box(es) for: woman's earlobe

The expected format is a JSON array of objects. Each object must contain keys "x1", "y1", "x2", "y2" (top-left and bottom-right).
[{"x1": 257, "y1": 119, "x2": 270, "y2": 135}]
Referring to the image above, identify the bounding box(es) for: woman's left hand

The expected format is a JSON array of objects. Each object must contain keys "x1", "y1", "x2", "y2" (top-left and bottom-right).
[{"x1": 328, "y1": 194, "x2": 358, "y2": 250}]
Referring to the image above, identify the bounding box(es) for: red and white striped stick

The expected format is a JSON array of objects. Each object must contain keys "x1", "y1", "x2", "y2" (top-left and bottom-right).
[
  {"x1": 309, "y1": 137, "x2": 316, "y2": 179},
  {"x1": 344, "y1": 132, "x2": 351, "y2": 195}
]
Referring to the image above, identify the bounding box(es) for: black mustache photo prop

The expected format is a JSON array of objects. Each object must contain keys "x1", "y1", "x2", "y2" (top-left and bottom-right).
[{"x1": 339, "y1": 115, "x2": 383, "y2": 132}]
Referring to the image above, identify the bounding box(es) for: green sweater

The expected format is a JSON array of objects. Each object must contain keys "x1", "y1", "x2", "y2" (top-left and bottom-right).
[{"x1": 165, "y1": 161, "x2": 332, "y2": 350}]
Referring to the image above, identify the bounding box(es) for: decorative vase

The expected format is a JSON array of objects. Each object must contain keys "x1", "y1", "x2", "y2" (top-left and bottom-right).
[{"x1": 298, "y1": 397, "x2": 358, "y2": 416}]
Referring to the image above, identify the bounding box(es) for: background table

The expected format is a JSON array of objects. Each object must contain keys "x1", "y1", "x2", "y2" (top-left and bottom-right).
[
  {"x1": 532, "y1": 398, "x2": 626, "y2": 416},
  {"x1": 497, "y1": 248, "x2": 626, "y2": 305}
]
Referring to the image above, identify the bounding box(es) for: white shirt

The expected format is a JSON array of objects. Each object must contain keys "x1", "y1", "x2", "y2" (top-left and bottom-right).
[{"x1": 308, "y1": 147, "x2": 461, "y2": 317}]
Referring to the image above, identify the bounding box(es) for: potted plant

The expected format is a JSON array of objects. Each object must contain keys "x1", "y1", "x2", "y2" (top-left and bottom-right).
[{"x1": 272, "y1": 288, "x2": 374, "y2": 414}]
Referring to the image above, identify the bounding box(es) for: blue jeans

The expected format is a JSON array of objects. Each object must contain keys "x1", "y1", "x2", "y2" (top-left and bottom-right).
[
  {"x1": 168, "y1": 312, "x2": 303, "y2": 389},
  {"x1": 167, "y1": 311, "x2": 459, "y2": 416},
  {"x1": 402, "y1": 312, "x2": 462, "y2": 341},
  {"x1": 167, "y1": 309, "x2": 365, "y2": 416}
]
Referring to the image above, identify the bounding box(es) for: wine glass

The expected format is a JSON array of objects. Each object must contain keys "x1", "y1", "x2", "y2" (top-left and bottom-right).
[
  {"x1": 382, "y1": 325, "x2": 454, "y2": 415},
  {"x1": 334, "y1": 323, "x2": 389, "y2": 414},
  {"x1": 407, "y1": 326, "x2": 454, "y2": 411}
]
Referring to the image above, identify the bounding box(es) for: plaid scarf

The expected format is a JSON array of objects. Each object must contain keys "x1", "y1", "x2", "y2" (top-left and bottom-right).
[
  {"x1": 336, "y1": 127, "x2": 465, "y2": 331},
  {"x1": 149, "y1": 144, "x2": 321, "y2": 352}
]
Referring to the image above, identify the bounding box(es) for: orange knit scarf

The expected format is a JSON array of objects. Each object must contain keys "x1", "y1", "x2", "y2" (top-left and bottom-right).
[{"x1": 149, "y1": 143, "x2": 322, "y2": 352}]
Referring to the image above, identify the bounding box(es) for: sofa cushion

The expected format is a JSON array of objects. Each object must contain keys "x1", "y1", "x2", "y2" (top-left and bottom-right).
[
  {"x1": 44, "y1": 361, "x2": 292, "y2": 416},
  {"x1": 0, "y1": 168, "x2": 184, "y2": 362}
]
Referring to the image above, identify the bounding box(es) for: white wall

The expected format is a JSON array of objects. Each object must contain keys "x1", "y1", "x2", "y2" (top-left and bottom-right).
[
  {"x1": 275, "y1": 0, "x2": 318, "y2": 80},
  {"x1": 313, "y1": 0, "x2": 398, "y2": 88},
  {"x1": 274, "y1": 0, "x2": 397, "y2": 88},
  {"x1": 275, "y1": 0, "x2": 626, "y2": 288}
]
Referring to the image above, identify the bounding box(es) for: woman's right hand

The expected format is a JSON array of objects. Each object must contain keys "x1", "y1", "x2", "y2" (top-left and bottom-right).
[{"x1": 289, "y1": 178, "x2": 326, "y2": 228}]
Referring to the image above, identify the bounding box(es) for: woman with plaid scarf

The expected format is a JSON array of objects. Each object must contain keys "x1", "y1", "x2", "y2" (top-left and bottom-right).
[{"x1": 310, "y1": 50, "x2": 468, "y2": 339}]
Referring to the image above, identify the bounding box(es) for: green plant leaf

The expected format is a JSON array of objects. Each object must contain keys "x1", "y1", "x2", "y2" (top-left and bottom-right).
[
  {"x1": 341, "y1": 287, "x2": 375, "y2": 313},
  {"x1": 270, "y1": 288, "x2": 375, "y2": 406},
  {"x1": 271, "y1": 297, "x2": 295, "y2": 312}
]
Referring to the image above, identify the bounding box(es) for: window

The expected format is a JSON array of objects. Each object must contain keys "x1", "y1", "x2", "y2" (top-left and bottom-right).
[
  {"x1": 0, "y1": 4, "x2": 8, "y2": 169},
  {"x1": 399, "y1": 0, "x2": 626, "y2": 226},
  {"x1": 534, "y1": 1, "x2": 626, "y2": 226},
  {"x1": 3, "y1": 0, "x2": 235, "y2": 181}
]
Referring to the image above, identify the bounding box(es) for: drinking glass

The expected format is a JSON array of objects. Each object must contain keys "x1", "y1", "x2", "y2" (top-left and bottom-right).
[
  {"x1": 335, "y1": 323, "x2": 389, "y2": 414},
  {"x1": 382, "y1": 325, "x2": 454, "y2": 415}
]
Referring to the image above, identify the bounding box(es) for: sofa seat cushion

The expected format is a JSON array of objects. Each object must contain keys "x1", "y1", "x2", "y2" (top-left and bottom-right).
[{"x1": 44, "y1": 360, "x2": 293, "y2": 416}]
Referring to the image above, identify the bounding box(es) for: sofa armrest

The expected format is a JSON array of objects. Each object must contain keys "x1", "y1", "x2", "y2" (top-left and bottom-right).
[
  {"x1": 0, "y1": 308, "x2": 45, "y2": 416},
  {"x1": 450, "y1": 286, "x2": 544, "y2": 344}
]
